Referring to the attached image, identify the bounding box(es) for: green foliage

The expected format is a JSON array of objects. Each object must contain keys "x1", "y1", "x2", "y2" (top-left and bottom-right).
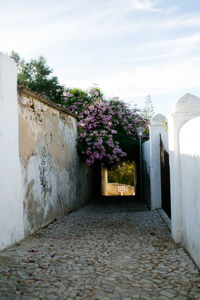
[
  {"x1": 10, "y1": 51, "x2": 64, "y2": 103},
  {"x1": 70, "y1": 88, "x2": 88, "y2": 99},
  {"x1": 108, "y1": 161, "x2": 135, "y2": 186},
  {"x1": 114, "y1": 132, "x2": 139, "y2": 161}
]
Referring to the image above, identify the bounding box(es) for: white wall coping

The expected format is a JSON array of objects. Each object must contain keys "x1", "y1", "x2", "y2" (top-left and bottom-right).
[{"x1": 172, "y1": 93, "x2": 200, "y2": 114}]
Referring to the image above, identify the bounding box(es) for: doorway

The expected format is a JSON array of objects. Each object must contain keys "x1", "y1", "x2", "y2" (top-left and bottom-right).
[{"x1": 101, "y1": 161, "x2": 137, "y2": 196}]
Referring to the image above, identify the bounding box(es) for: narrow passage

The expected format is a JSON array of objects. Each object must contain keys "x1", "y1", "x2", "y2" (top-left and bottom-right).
[{"x1": 0, "y1": 199, "x2": 199, "y2": 300}]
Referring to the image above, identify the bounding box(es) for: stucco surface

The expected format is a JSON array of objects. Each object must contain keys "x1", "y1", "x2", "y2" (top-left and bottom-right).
[
  {"x1": 0, "y1": 57, "x2": 97, "y2": 250},
  {"x1": 18, "y1": 89, "x2": 95, "y2": 236},
  {"x1": 0, "y1": 53, "x2": 24, "y2": 250},
  {"x1": 168, "y1": 93, "x2": 200, "y2": 255},
  {"x1": 150, "y1": 114, "x2": 168, "y2": 210},
  {"x1": 179, "y1": 116, "x2": 200, "y2": 268}
]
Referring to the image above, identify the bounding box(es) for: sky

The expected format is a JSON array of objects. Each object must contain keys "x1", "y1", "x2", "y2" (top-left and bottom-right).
[{"x1": 1, "y1": 0, "x2": 200, "y2": 115}]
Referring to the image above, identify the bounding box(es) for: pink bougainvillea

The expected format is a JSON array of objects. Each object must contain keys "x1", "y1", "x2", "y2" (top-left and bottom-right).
[{"x1": 59, "y1": 87, "x2": 149, "y2": 166}]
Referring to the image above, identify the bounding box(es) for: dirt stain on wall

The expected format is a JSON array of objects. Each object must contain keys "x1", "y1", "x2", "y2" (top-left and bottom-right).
[{"x1": 18, "y1": 88, "x2": 81, "y2": 236}]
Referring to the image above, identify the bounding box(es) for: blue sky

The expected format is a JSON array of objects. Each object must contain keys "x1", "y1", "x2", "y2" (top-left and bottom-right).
[{"x1": 1, "y1": 0, "x2": 200, "y2": 115}]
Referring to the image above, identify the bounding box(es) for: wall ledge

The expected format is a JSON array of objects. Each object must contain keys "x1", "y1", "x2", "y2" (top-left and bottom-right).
[
  {"x1": 172, "y1": 93, "x2": 200, "y2": 114},
  {"x1": 18, "y1": 86, "x2": 77, "y2": 118},
  {"x1": 151, "y1": 113, "x2": 167, "y2": 127}
]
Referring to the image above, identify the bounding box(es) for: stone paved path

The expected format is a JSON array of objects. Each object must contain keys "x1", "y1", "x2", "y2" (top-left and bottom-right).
[{"x1": 0, "y1": 198, "x2": 200, "y2": 300}]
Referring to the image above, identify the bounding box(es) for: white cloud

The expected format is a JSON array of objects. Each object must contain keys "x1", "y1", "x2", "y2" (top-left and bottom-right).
[
  {"x1": 0, "y1": 0, "x2": 163, "y2": 51},
  {"x1": 161, "y1": 13, "x2": 200, "y2": 29},
  {"x1": 1, "y1": 0, "x2": 200, "y2": 115},
  {"x1": 131, "y1": 0, "x2": 160, "y2": 11},
  {"x1": 142, "y1": 34, "x2": 200, "y2": 59},
  {"x1": 65, "y1": 58, "x2": 200, "y2": 99},
  {"x1": 1, "y1": 1, "x2": 200, "y2": 58},
  {"x1": 105, "y1": 61, "x2": 200, "y2": 97}
]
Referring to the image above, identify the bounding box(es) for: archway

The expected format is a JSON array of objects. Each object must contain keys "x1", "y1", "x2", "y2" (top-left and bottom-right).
[{"x1": 101, "y1": 160, "x2": 139, "y2": 198}]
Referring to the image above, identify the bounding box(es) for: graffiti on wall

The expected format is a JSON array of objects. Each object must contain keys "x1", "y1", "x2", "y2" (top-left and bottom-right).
[{"x1": 39, "y1": 147, "x2": 47, "y2": 191}]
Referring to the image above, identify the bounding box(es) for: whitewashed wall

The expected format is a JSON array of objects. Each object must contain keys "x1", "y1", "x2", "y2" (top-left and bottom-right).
[
  {"x1": 169, "y1": 93, "x2": 200, "y2": 268},
  {"x1": 0, "y1": 53, "x2": 24, "y2": 249},
  {"x1": 150, "y1": 114, "x2": 168, "y2": 210},
  {"x1": 179, "y1": 117, "x2": 200, "y2": 267}
]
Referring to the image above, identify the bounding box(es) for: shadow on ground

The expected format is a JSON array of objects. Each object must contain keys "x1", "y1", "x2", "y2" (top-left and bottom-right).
[{"x1": 90, "y1": 195, "x2": 149, "y2": 213}]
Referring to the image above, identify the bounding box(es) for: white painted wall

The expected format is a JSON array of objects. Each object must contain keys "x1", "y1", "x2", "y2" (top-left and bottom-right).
[
  {"x1": 150, "y1": 114, "x2": 168, "y2": 210},
  {"x1": 0, "y1": 53, "x2": 24, "y2": 249},
  {"x1": 168, "y1": 93, "x2": 200, "y2": 243},
  {"x1": 179, "y1": 117, "x2": 200, "y2": 267}
]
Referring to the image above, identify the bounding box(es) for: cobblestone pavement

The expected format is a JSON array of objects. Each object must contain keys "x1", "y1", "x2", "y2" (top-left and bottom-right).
[{"x1": 0, "y1": 198, "x2": 200, "y2": 300}]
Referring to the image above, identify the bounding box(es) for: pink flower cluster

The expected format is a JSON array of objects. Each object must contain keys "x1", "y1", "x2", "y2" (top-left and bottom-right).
[
  {"x1": 59, "y1": 87, "x2": 149, "y2": 166},
  {"x1": 77, "y1": 102, "x2": 128, "y2": 165}
]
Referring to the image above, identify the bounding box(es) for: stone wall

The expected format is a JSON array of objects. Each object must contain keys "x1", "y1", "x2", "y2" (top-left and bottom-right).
[{"x1": 18, "y1": 87, "x2": 95, "y2": 236}]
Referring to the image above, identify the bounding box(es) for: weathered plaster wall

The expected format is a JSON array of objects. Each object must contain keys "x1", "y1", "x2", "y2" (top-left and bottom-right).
[
  {"x1": 0, "y1": 53, "x2": 24, "y2": 249},
  {"x1": 18, "y1": 87, "x2": 90, "y2": 236},
  {"x1": 0, "y1": 53, "x2": 102, "y2": 250}
]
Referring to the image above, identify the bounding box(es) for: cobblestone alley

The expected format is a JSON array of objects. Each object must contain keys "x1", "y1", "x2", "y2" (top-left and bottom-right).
[{"x1": 0, "y1": 199, "x2": 199, "y2": 300}]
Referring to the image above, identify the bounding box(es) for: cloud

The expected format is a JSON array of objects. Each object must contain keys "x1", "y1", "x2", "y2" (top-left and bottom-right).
[
  {"x1": 65, "y1": 58, "x2": 200, "y2": 99},
  {"x1": 161, "y1": 13, "x2": 200, "y2": 29},
  {"x1": 1, "y1": 1, "x2": 200, "y2": 58},
  {"x1": 141, "y1": 34, "x2": 200, "y2": 60},
  {"x1": 131, "y1": 0, "x2": 160, "y2": 11},
  {"x1": 106, "y1": 61, "x2": 200, "y2": 97},
  {"x1": 1, "y1": 0, "x2": 200, "y2": 115},
  {"x1": 0, "y1": 0, "x2": 162, "y2": 47}
]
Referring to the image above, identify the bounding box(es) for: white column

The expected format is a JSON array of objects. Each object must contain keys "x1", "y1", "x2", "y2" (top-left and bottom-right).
[
  {"x1": 150, "y1": 114, "x2": 168, "y2": 210},
  {"x1": 168, "y1": 93, "x2": 200, "y2": 243},
  {"x1": 0, "y1": 53, "x2": 24, "y2": 249}
]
